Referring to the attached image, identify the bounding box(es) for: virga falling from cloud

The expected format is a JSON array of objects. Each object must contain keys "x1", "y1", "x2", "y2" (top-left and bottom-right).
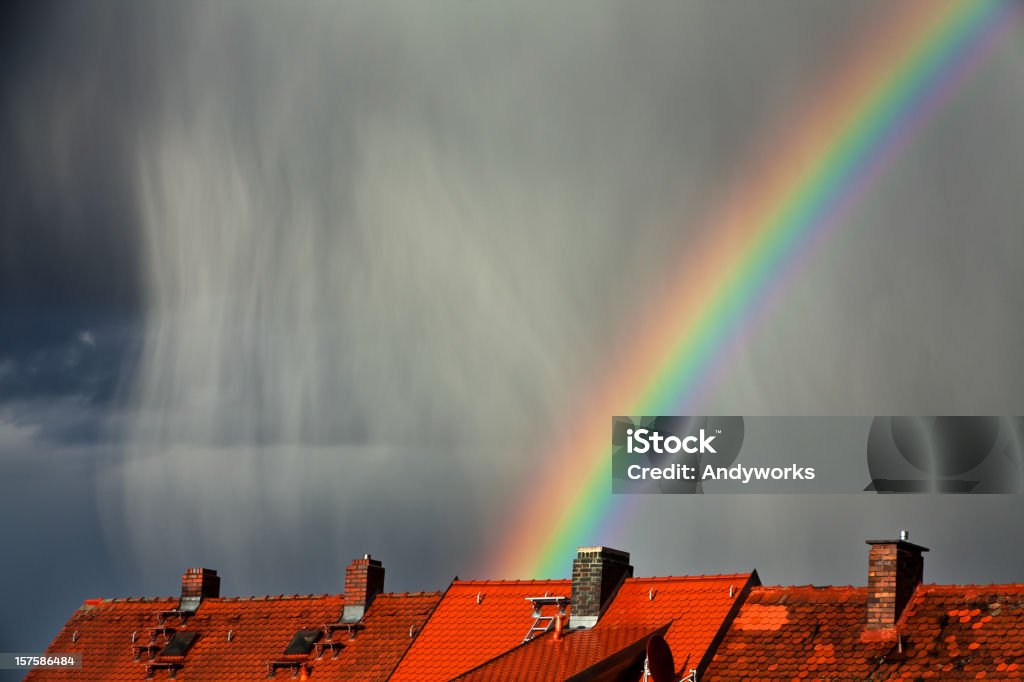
[{"x1": 86, "y1": 1, "x2": 1024, "y2": 582}]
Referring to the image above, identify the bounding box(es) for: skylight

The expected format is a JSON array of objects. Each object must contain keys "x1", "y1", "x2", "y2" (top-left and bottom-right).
[
  {"x1": 159, "y1": 632, "x2": 198, "y2": 657},
  {"x1": 284, "y1": 629, "x2": 322, "y2": 656}
]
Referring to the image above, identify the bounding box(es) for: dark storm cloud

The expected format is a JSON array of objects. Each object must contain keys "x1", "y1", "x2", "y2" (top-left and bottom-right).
[
  {"x1": 0, "y1": 1, "x2": 151, "y2": 449},
  {"x1": 0, "y1": 4, "x2": 155, "y2": 656},
  {"x1": 0, "y1": 314, "x2": 134, "y2": 400},
  {"x1": 0, "y1": 0, "x2": 148, "y2": 312}
]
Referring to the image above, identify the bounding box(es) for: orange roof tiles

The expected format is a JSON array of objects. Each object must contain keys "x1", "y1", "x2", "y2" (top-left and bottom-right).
[
  {"x1": 392, "y1": 573, "x2": 752, "y2": 682},
  {"x1": 389, "y1": 579, "x2": 572, "y2": 682},
  {"x1": 26, "y1": 591, "x2": 440, "y2": 681},
  {"x1": 705, "y1": 585, "x2": 884, "y2": 681},
  {"x1": 453, "y1": 625, "x2": 666, "y2": 681},
  {"x1": 598, "y1": 573, "x2": 755, "y2": 679},
  {"x1": 32, "y1": 546, "x2": 1024, "y2": 680},
  {"x1": 704, "y1": 583, "x2": 1024, "y2": 680},
  {"x1": 295, "y1": 592, "x2": 441, "y2": 681},
  {"x1": 26, "y1": 598, "x2": 180, "y2": 681},
  {"x1": 873, "y1": 584, "x2": 1024, "y2": 679}
]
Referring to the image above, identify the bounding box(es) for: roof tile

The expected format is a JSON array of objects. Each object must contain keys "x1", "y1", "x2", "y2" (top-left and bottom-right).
[
  {"x1": 389, "y1": 579, "x2": 571, "y2": 681},
  {"x1": 26, "y1": 591, "x2": 439, "y2": 681},
  {"x1": 705, "y1": 583, "x2": 1024, "y2": 680}
]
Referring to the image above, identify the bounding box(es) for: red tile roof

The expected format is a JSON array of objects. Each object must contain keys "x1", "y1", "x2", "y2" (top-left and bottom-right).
[
  {"x1": 705, "y1": 585, "x2": 881, "y2": 680},
  {"x1": 392, "y1": 573, "x2": 752, "y2": 682},
  {"x1": 873, "y1": 584, "x2": 1024, "y2": 679},
  {"x1": 597, "y1": 573, "x2": 755, "y2": 679},
  {"x1": 704, "y1": 583, "x2": 1024, "y2": 680},
  {"x1": 26, "y1": 598, "x2": 180, "y2": 682},
  {"x1": 294, "y1": 592, "x2": 441, "y2": 681},
  {"x1": 33, "y1": 545, "x2": 1024, "y2": 681},
  {"x1": 453, "y1": 625, "x2": 667, "y2": 682},
  {"x1": 389, "y1": 579, "x2": 572, "y2": 682},
  {"x1": 26, "y1": 591, "x2": 439, "y2": 681}
]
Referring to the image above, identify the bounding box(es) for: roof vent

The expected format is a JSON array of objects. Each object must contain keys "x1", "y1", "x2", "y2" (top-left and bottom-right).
[
  {"x1": 283, "y1": 629, "x2": 322, "y2": 656},
  {"x1": 159, "y1": 632, "x2": 199, "y2": 658},
  {"x1": 522, "y1": 595, "x2": 571, "y2": 643}
]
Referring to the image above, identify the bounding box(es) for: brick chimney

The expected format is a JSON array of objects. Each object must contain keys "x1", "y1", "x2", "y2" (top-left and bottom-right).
[
  {"x1": 179, "y1": 568, "x2": 220, "y2": 611},
  {"x1": 342, "y1": 554, "x2": 385, "y2": 622},
  {"x1": 866, "y1": 532, "x2": 928, "y2": 630},
  {"x1": 568, "y1": 546, "x2": 633, "y2": 629}
]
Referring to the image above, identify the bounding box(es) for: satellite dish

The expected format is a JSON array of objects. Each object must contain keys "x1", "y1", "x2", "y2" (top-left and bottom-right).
[{"x1": 646, "y1": 634, "x2": 675, "y2": 682}]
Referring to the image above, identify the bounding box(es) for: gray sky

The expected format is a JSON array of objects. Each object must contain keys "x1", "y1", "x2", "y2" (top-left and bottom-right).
[{"x1": 2, "y1": 0, "x2": 1024, "y2": 664}]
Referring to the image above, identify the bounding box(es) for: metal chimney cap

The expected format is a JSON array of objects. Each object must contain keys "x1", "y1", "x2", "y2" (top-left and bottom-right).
[
  {"x1": 899, "y1": 530, "x2": 909, "y2": 541},
  {"x1": 866, "y1": 537, "x2": 930, "y2": 552}
]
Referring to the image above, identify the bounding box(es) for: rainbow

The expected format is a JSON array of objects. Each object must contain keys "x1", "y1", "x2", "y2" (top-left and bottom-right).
[{"x1": 493, "y1": 0, "x2": 1022, "y2": 580}]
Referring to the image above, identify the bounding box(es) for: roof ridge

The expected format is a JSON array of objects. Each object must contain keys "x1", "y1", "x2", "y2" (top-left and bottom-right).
[
  {"x1": 749, "y1": 582, "x2": 1024, "y2": 593},
  {"x1": 98, "y1": 597, "x2": 177, "y2": 603},
  {"x1": 451, "y1": 621, "x2": 671, "y2": 681},
  {"x1": 917, "y1": 581, "x2": 1024, "y2": 591},
  {"x1": 625, "y1": 572, "x2": 753, "y2": 583},
  {"x1": 214, "y1": 594, "x2": 344, "y2": 602},
  {"x1": 754, "y1": 584, "x2": 864, "y2": 591}
]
